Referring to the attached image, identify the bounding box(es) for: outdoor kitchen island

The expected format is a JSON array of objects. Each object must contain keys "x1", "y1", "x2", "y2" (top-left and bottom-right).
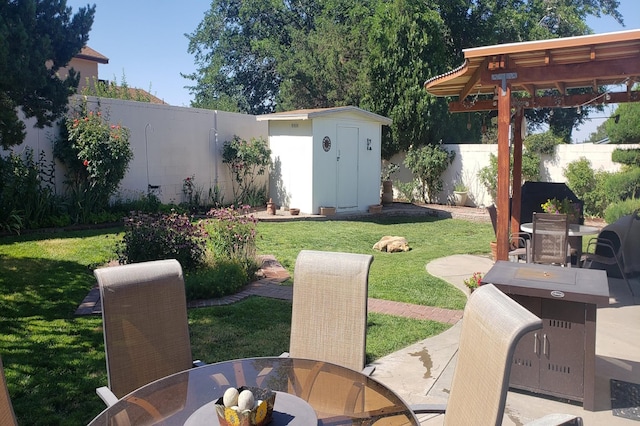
[{"x1": 481, "y1": 261, "x2": 609, "y2": 411}]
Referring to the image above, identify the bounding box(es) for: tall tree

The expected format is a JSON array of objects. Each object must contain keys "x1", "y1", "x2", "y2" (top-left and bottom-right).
[
  {"x1": 363, "y1": 0, "x2": 453, "y2": 157},
  {"x1": 185, "y1": 0, "x2": 623, "y2": 155},
  {"x1": 0, "y1": 0, "x2": 95, "y2": 149},
  {"x1": 606, "y1": 97, "x2": 640, "y2": 144}
]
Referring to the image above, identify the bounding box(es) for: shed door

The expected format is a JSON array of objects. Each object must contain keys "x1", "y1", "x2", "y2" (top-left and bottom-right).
[{"x1": 337, "y1": 126, "x2": 359, "y2": 209}]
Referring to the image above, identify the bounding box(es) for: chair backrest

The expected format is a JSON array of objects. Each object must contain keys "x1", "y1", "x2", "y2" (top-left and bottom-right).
[
  {"x1": 444, "y1": 284, "x2": 542, "y2": 426},
  {"x1": 487, "y1": 204, "x2": 498, "y2": 236},
  {"x1": 290, "y1": 250, "x2": 373, "y2": 372},
  {"x1": 95, "y1": 259, "x2": 194, "y2": 398},
  {"x1": 531, "y1": 212, "x2": 569, "y2": 265},
  {"x1": 0, "y1": 356, "x2": 17, "y2": 426}
]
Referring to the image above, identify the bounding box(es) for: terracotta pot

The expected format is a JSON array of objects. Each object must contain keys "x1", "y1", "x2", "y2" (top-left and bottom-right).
[
  {"x1": 266, "y1": 198, "x2": 276, "y2": 215},
  {"x1": 289, "y1": 208, "x2": 300, "y2": 216},
  {"x1": 381, "y1": 180, "x2": 393, "y2": 205},
  {"x1": 490, "y1": 241, "x2": 498, "y2": 261},
  {"x1": 320, "y1": 206, "x2": 336, "y2": 216},
  {"x1": 369, "y1": 204, "x2": 383, "y2": 214}
]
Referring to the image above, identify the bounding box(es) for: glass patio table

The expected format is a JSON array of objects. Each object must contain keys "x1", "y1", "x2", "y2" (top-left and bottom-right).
[
  {"x1": 88, "y1": 357, "x2": 419, "y2": 425},
  {"x1": 520, "y1": 222, "x2": 600, "y2": 266}
]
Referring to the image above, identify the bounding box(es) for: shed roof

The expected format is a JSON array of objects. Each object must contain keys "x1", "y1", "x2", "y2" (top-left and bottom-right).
[
  {"x1": 424, "y1": 29, "x2": 640, "y2": 107},
  {"x1": 256, "y1": 106, "x2": 392, "y2": 125}
]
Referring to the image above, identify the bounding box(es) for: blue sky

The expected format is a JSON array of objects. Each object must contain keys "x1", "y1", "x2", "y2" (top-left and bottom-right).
[{"x1": 66, "y1": 0, "x2": 639, "y2": 139}]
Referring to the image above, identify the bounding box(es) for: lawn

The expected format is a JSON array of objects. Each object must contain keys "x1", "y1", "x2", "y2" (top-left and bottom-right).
[{"x1": 0, "y1": 215, "x2": 493, "y2": 424}]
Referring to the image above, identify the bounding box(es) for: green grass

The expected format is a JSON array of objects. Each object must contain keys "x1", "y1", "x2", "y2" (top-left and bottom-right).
[{"x1": 0, "y1": 216, "x2": 494, "y2": 424}]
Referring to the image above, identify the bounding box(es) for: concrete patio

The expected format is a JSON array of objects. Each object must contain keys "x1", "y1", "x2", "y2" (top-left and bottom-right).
[{"x1": 372, "y1": 254, "x2": 640, "y2": 425}]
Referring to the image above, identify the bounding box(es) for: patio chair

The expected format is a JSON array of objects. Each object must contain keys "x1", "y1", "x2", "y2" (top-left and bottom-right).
[
  {"x1": 531, "y1": 212, "x2": 570, "y2": 266},
  {"x1": 94, "y1": 259, "x2": 204, "y2": 407},
  {"x1": 287, "y1": 250, "x2": 375, "y2": 374},
  {"x1": 487, "y1": 204, "x2": 530, "y2": 262},
  {"x1": 411, "y1": 284, "x2": 582, "y2": 426},
  {"x1": 582, "y1": 235, "x2": 634, "y2": 297},
  {"x1": 0, "y1": 356, "x2": 17, "y2": 426}
]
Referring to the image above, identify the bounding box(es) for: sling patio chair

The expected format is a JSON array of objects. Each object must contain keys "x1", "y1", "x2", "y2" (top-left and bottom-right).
[
  {"x1": 581, "y1": 209, "x2": 639, "y2": 296},
  {"x1": 0, "y1": 356, "x2": 17, "y2": 426},
  {"x1": 286, "y1": 250, "x2": 375, "y2": 375},
  {"x1": 487, "y1": 204, "x2": 531, "y2": 262},
  {"x1": 412, "y1": 284, "x2": 582, "y2": 426},
  {"x1": 531, "y1": 212, "x2": 570, "y2": 267},
  {"x1": 94, "y1": 259, "x2": 205, "y2": 407}
]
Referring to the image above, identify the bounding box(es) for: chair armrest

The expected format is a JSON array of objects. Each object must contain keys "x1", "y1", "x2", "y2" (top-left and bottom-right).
[
  {"x1": 362, "y1": 365, "x2": 375, "y2": 376},
  {"x1": 525, "y1": 413, "x2": 583, "y2": 425},
  {"x1": 409, "y1": 403, "x2": 447, "y2": 414},
  {"x1": 96, "y1": 386, "x2": 119, "y2": 407}
]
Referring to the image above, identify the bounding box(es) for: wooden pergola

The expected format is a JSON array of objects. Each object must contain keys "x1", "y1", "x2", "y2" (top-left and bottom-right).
[{"x1": 425, "y1": 29, "x2": 640, "y2": 261}]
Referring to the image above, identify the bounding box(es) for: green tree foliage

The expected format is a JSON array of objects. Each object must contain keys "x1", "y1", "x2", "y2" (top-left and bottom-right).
[
  {"x1": 403, "y1": 144, "x2": 455, "y2": 203},
  {"x1": 524, "y1": 131, "x2": 564, "y2": 155},
  {"x1": 363, "y1": 0, "x2": 453, "y2": 158},
  {"x1": 0, "y1": 0, "x2": 95, "y2": 148},
  {"x1": 185, "y1": 0, "x2": 622, "y2": 155},
  {"x1": 606, "y1": 100, "x2": 640, "y2": 144},
  {"x1": 611, "y1": 148, "x2": 640, "y2": 166}
]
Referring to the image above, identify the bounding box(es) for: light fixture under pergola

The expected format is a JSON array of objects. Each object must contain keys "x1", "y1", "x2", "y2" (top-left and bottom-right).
[{"x1": 424, "y1": 29, "x2": 640, "y2": 261}]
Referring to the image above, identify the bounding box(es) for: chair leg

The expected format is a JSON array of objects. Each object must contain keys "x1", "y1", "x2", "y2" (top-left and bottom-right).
[{"x1": 615, "y1": 259, "x2": 635, "y2": 297}]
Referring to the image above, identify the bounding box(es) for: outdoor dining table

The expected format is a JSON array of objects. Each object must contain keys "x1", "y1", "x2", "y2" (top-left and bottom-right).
[
  {"x1": 520, "y1": 222, "x2": 601, "y2": 266},
  {"x1": 87, "y1": 357, "x2": 419, "y2": 425}
]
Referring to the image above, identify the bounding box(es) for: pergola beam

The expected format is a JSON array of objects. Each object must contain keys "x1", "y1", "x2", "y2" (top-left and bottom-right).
[{"x1": 449, "y1": 90, "x2": 640, "y2": 112}]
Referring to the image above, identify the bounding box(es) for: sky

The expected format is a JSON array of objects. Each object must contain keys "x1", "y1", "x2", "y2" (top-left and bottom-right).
[{"x1": 65, "y1": 0, "x2": 640, "y2": 140}]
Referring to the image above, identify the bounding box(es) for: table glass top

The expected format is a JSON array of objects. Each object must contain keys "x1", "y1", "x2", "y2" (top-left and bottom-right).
[{"x1": 88, "y1": 357, "x2": 419, "y2": 425}]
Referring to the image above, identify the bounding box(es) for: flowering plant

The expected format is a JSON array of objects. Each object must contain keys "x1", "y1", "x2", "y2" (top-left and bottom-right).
[
  {"x1": 541, "y1": 197, "x2": 581, "y2": 222},
  {"x1": 463, "y1": 272, "x2": 483, "y2": 291}
]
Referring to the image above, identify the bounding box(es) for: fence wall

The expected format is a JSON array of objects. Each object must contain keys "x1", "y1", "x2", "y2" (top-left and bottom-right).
[
  {"x1": 389, "y1": 142, "x2": 639, "y2": 208},
  {"x1": 7, "y1": 96, "x2": 267, "y2": 205},
  {"x1": 6, "y1": 99, "x2": 637, "y2": 209}
]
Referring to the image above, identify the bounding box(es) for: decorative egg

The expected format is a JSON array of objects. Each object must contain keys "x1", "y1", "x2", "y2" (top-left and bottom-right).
[
  {"x1": 237, "y1": 389, "x2": 255, "y2": 411},
  {"x1": 223, "y1": 387, "x2": 239, "y2": 407}
]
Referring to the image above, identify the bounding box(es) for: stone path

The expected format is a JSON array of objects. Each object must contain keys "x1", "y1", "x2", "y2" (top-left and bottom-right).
[{"x1": 75, "y1": 254, "x2": 463, "y2": 324}]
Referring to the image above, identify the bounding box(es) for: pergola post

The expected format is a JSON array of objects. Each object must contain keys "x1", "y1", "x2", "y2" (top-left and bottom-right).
[
  {"x1": 511, "y1": 108, "x2": 524, "y2": 242},
  {"x1": 496, "y1": 84, "x2": 511, "y2": 261}
]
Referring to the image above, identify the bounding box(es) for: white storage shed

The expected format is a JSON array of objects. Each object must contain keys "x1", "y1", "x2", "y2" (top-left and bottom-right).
[{"x1": 257, "y1": 107, "x2": 392, "y2": 215}]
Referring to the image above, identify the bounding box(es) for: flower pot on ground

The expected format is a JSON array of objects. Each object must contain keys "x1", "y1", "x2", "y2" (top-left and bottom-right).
[
  {"x1": 266, "y1": 198, "x2": 276, "y2": 215},
  {"x1": 369, "y1": 204, "x2": 383, "y2": 214},
  {"x1": 453, "y1": 191, "x2": 468, "y2": 206},
  {"x1": 320, "y1": 206, "x2": 336, "y2": 216},
  {"x1": 289, "y1": 208, "x2": 300, "y2": 216},
  {"x1": 381, "y1": 180, "x2": 394, "y2": 205},
  {"x1": 463, "y1": 272, "x2": 483, "y2": 293},
  {"x1": 490, "y1": 241, "x2": 498, "y2": 261}
]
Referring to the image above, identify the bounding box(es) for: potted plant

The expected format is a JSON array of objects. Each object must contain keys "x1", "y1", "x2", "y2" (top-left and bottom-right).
[
  {"x1": 463, "y1": 272, "x2": 483, "y2": 293},
  {"x1": 453, "y1": 180, "x2": 468, "y2": 206},
  {"x1": 541, "y1": 197, "x2": 581, "y2": 223},
  {"x1": 381, "y1": 162, "x2": 399, "y2": 205}
]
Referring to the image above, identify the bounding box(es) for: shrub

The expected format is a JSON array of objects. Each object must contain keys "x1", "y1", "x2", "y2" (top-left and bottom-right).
[
  {"x1": 204, "y1": 206, "x2": 259, "y2": 277},
  {"x1": 54, "y1": 100, "x2": 133, "y2": 223},
  {"x1": 222, "y1": 135, "x2": 271, "y2": 205},
  {"x1": 611, "y1": 148, "x2": 640, "y2": 166},
  {"x1": 184, "y1": 257, "x2": 248, "y2": 300},
  {"x1": 0, "y1": 148, "x2": 66, "y2": 232},
  {"x1": 404, "y1": 144, "x2": 455, "y2": 203},
  {"x1": 564, "y1": 157, "x2": 596, "y2": 204},
  {"x1": 117, "y1": 211, "x2": 207, "y2": 270},
  {"x1": 603, "y1": 168, "x2": 640, "y2": 201},
  {"x1": 604, "y1": 198, "x2": 640, "y2": 224},
  {"x1": 478, "y1": 151, "x2": 539, "y2": 202},
  {"x1": 524, "y1": 131, "x2": 563, "y2": 155},
  {"x1": 395, "y1": 180, "x2": 417, "y2": 202}
]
